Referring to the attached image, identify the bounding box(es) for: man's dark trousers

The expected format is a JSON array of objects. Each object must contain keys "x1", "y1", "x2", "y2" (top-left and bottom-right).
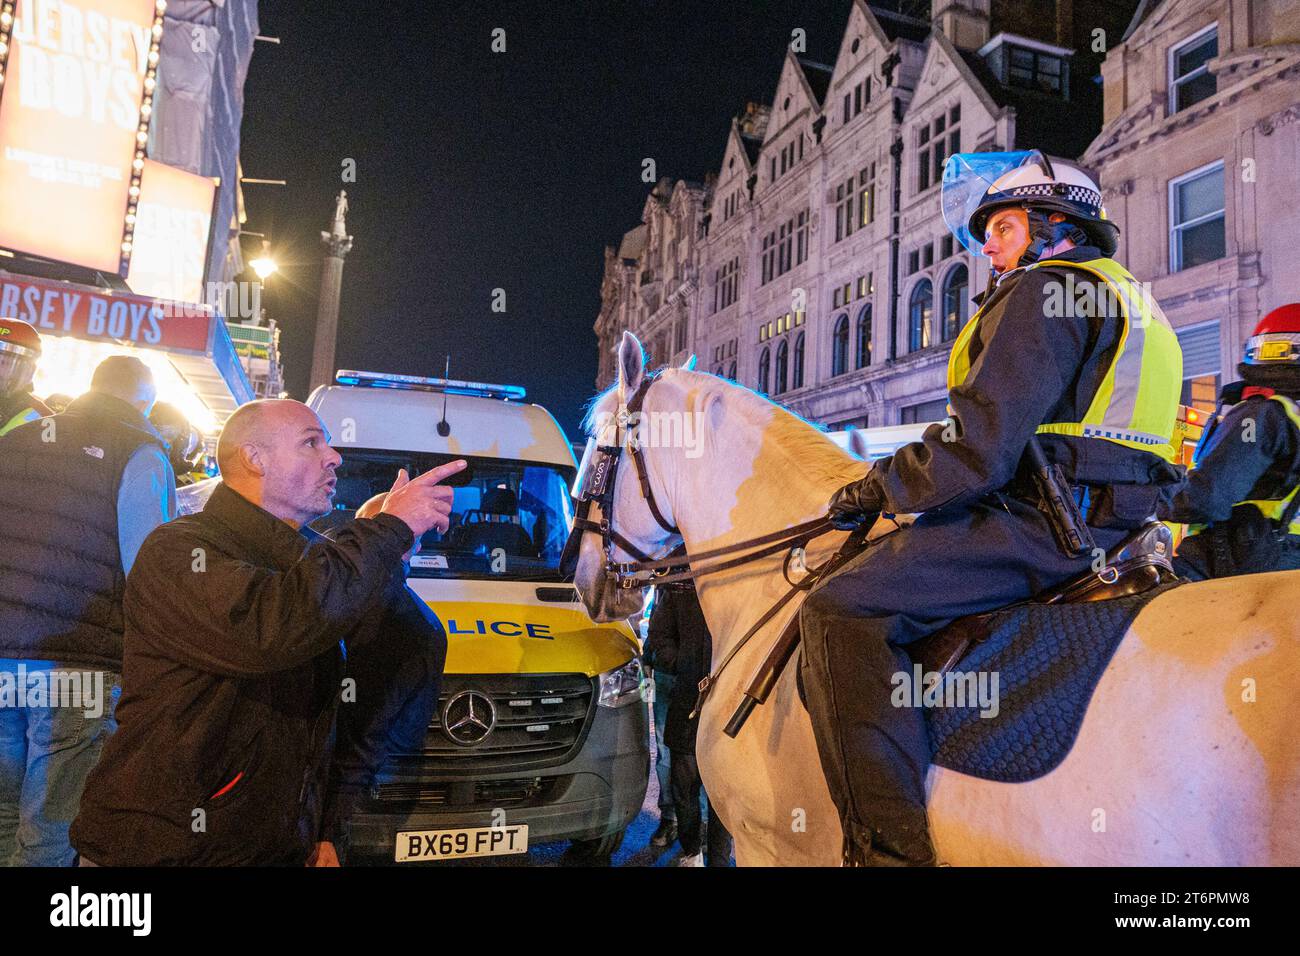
[{"x1": 798, "y1": 495, "x2": 1130, "y2": 859}]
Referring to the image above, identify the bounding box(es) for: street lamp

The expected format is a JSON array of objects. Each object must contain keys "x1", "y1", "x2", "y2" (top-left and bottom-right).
[{"x1": 250, "y1": 239, "x2": 277, "y2": 280}]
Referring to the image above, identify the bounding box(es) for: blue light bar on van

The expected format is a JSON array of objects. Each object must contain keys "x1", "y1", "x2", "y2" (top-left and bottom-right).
[{"x1": 334, "y1": 369, "x2": 526, "y2": 401}]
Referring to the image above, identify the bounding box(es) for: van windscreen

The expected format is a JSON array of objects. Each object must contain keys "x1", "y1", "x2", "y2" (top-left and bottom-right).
[{"x1": 311, "y1": 450, "x2": 576, "y2": 581}]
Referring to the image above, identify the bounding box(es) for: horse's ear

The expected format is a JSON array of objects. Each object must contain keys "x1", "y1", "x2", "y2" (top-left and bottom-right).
[
  {"x1": 617, "y1": 331, "x2": 645, "y2": 401},
  {"x1": 847, "y1": 427, "x2": 869, "y2": 460},
  {"x1": 680, "y1": 353, "x2": 697, "y2": 371}
]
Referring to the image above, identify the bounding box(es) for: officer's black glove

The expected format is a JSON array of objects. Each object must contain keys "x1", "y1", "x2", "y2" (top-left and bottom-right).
[{"x1": 827, "y1": 476, "x2": 882, "y2": 531}]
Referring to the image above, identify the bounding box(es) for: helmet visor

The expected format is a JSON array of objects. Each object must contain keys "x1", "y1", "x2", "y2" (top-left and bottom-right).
[{"x1": 942, "y1": 150, "x2": 1038, "y2": 254}]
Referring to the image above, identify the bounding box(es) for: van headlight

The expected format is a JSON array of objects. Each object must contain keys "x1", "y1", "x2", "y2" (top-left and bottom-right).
[{"x1": 597, "y1": 657, "x2": 646, "y2": 708}]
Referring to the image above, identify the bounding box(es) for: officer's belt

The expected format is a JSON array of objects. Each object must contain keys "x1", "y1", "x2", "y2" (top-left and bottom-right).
[{"x1": 1000, "y1": 475, "x2": 1103, "y2": 526}]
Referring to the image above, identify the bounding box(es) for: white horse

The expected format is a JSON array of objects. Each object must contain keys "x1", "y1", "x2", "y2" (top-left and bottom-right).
[{"x1": 572, "y1": 331, "x2": 1300, "y2": 866}]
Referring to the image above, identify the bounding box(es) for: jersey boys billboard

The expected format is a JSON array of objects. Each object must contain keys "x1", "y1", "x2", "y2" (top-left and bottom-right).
[
  {"x1": 125, "y1": 159, "x2": 217, "y2": 304},
  {"x1": 0, "y1": 0, "x2": 161, "y2": 273}
]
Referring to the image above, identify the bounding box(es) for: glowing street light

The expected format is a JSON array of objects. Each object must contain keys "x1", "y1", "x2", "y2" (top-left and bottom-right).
[{"x1": 250, "y1": 239, "x2": 277, "y2": 280}]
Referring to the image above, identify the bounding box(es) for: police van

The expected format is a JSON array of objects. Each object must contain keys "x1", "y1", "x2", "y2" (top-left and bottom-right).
[{"x1": 307, "y1": 370, "x2": 648, "y2": 863}]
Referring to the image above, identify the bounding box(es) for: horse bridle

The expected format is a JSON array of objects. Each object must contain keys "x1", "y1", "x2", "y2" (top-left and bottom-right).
[
  {"x1": 560, "y1": 371, "x2": 882, "y2": 738},
  {"x1": 559, "y1": 373, "x2": 690, "y2": 589}
]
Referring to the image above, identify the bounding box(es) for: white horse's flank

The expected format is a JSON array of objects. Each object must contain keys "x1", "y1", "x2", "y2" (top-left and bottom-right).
[{"x1": 572, "y1": 333, "x2": 1300, "y2": 866}]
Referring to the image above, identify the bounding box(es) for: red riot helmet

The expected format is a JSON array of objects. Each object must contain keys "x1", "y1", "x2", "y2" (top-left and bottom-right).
[
  {"x1": 0, "y1": 319, "x2": 42, "y2": 398},
  {"x1": 1239, "y1": 304, "x2": 1300, "y2": 394}
]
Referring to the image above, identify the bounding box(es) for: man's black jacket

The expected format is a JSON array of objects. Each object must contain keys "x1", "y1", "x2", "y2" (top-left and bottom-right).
[
  {"x1": 70, "y1": 481, "x2": 422, "y2": 866},
  {"x1": 644, "y1": 588, "x2": 712, "y2": 755}
]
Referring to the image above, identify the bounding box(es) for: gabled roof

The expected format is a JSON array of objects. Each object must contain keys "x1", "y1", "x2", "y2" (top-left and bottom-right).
[{"x1": 796, "y1": 57, "x2": 835, "y2": 106}]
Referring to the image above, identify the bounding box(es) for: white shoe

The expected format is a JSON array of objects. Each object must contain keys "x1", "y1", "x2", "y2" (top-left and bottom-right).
[{"x1": 676, "y1": 852, "x2": 704, "y2": 867}]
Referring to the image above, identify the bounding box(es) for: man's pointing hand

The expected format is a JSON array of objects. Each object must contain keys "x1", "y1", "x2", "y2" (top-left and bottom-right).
[{"x1": 380, "y1": 460, "x2": 467, "y2": 538}]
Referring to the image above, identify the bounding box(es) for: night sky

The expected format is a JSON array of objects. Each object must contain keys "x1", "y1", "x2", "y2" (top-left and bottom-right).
[{"x1": 240, "y1": 0, "x2": 857, "y2": 436}]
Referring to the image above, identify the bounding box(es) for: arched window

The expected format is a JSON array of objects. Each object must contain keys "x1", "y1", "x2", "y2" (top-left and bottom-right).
[
  {"x1": 793, "y1": 332, "x2": 805, "y2": 389},
  {"x1": 856, "y1": 304, "x2": 872, "y2": 368},
  {"x1": 757, "y1": 347, "x2": 770, "y2": 394},
  {"x1": 775, "y1": 340, "x2": 789, "y2": 394},
  {"x1": 727, "y1": 360, "x2": 737, "y2": 380},
  {"x1": 909, "y1": 280, "x2": 933, "y2": 352},
  {"x1": 832, "y1": 314, "x2": 849, "y2": 376},
  {"x1": 941, "y1": 265, "x2": 969, "y2": 342}
]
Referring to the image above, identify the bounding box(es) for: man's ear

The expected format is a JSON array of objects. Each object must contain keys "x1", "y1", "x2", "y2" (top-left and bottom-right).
[{"x1": 239, "y1": 442, "x2": 267, "y2": 477}]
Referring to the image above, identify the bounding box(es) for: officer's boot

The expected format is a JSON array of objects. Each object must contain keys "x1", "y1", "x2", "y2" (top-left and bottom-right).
[{"x1": 842, "y1": 818, "x2": 937, "y2": 867}]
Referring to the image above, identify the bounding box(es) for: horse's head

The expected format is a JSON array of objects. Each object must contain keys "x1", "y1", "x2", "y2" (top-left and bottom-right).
[{"x1": 568, "y1": 331, "x2": 693, "y2": 622}]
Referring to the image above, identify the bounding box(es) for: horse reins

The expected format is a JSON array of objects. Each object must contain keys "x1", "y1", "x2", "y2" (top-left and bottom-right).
[{"x1": 563, "y1": 371, "x2": 873, "y2": 733}]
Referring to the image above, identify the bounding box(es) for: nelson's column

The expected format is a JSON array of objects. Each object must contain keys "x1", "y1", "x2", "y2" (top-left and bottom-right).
[{"x1": 309, "y1": 191, "x2": 354, "y2": 393}]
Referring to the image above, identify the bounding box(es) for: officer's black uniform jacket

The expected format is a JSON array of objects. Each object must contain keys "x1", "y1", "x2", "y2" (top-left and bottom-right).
[
  {"x1": 859, "y1": 246, "x2": 1181, "y2": 525},
  {"x1": 1160, "y1": 393, "x2": 1300, "y2": 577},
  {"x1": 70, "y1": 481, "x2": 428, "y2": 866}
]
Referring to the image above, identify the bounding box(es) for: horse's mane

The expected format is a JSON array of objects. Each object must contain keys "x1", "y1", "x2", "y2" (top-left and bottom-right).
[{"x1": 582, "y1": 368, "x2": 864, "y2": 486}]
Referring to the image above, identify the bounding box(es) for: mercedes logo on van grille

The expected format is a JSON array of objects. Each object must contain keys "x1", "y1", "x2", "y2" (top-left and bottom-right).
[{"x1": 443, "y1": 690, "x2": 497, "y2": 747}]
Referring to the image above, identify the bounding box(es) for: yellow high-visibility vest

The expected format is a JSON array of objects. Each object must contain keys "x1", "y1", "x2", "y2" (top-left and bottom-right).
[
  {"x1": 947, "y1": 256, "x2": 1182, "y2": 463},
  {"x1": 1186, "y1": 394, "x2": 1300, "y2": 538},
  {"x1": 0, "y1": 405, "x2": 42, "y2": 438}
]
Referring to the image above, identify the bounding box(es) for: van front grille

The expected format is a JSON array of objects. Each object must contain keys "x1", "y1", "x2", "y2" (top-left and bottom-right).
[
  {"x1": 368, "y1": 775, "x2": 563, "y2": 810},
  {"x1": 393, "y1": 673, "x2": 595, "y2": 773}
]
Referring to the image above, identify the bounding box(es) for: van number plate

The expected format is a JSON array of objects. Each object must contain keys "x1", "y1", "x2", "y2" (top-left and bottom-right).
[{"x1": 395, "y1": 825, "x2": 529, "y2": 862}]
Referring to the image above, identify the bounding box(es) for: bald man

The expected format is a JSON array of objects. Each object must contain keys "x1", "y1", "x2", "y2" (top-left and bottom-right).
[
  {"x1": 0, "y1": 354, "x2": 174, "y2": 866},
  {"x1": 70, "y1": 399, "x2": 465, "y2": 866}
]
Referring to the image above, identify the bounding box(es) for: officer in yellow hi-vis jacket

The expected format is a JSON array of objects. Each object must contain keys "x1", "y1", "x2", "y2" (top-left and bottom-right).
[
  {"x1": 799, "y1": 151, "x2": 1184, "y2": 866},
  {"x1": 0, "y1": 319, "x2": 51, "y2": 437},
  {"x1": 1159, "y1": 304, "x2": 1300, "y2": 579}
]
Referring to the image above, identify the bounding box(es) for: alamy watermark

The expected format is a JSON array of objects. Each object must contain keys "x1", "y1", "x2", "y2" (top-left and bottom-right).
[
  {"x1": 595, "y1": 408, "x2": 706, "y2": 458},
  {"x1": 0, "y1": 665, "x2": 105, "y2": 718},
  {"x1": 891, "y1": 664, "x2": 1000, "y2": 718}
]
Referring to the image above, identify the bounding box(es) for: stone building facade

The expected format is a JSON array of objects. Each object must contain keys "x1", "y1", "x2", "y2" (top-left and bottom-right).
[
  {"x1": 1083, "y1": 0, "x2": 1300, "y2": 413},
  {"x1": 595, "y1": 0, "x2": 1244, "y2": 430}
]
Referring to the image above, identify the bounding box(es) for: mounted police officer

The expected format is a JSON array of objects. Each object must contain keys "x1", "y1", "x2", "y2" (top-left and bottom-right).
[
  {"x1": 799, "y1": 151, "x2": 1184, "y2": 866},
  {"x1": 1159, "y1": 303, "x2": 1300, "y2": 579}
]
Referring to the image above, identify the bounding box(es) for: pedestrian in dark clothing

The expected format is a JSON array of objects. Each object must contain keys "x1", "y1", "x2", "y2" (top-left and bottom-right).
[
  {"x1": 644, "y1": 586, "x2": 732, "y2": 867},
  {"x1": 1159, "y1": 304, "x2": 1300, "y2": 579},
  {"x1": 0, "y1": 356, "x2": 174, "y2": 866},
  {"x1": 69, "y1": 399, "x2": 464, "y2": 866}
]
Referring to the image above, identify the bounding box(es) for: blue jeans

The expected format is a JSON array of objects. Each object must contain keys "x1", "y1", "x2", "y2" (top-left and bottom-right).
[
  {"x1": 0, "y1": 660, "x2": 121, "y2": 866},
  {"x1": 650, "y1": 670, "x2": 674, "y2": 820}
]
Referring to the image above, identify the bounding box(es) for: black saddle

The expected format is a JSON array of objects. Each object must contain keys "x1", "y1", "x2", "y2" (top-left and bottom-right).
[
  {"x1": 907, "y1": 520, "x2": 1176, "y2": 677},
  {"x1": 791, "y1": 520, "x2": 1179, "y2": 781}
]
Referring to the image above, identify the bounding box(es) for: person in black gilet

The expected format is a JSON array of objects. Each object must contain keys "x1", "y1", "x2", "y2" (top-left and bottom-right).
[{"x1": 0, "y1": 356, "x2": 174, "y2": 866}]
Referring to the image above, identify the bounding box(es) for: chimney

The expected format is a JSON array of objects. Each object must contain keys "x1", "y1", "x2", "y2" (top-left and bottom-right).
[{"x1": 932, "y1": 0, "x2": 992, "y2": 50}]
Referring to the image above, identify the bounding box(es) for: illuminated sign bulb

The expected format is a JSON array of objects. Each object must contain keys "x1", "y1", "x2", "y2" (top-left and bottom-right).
[{"x1": 121, "y1": 241, "x2": 133, "y2": 253}]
